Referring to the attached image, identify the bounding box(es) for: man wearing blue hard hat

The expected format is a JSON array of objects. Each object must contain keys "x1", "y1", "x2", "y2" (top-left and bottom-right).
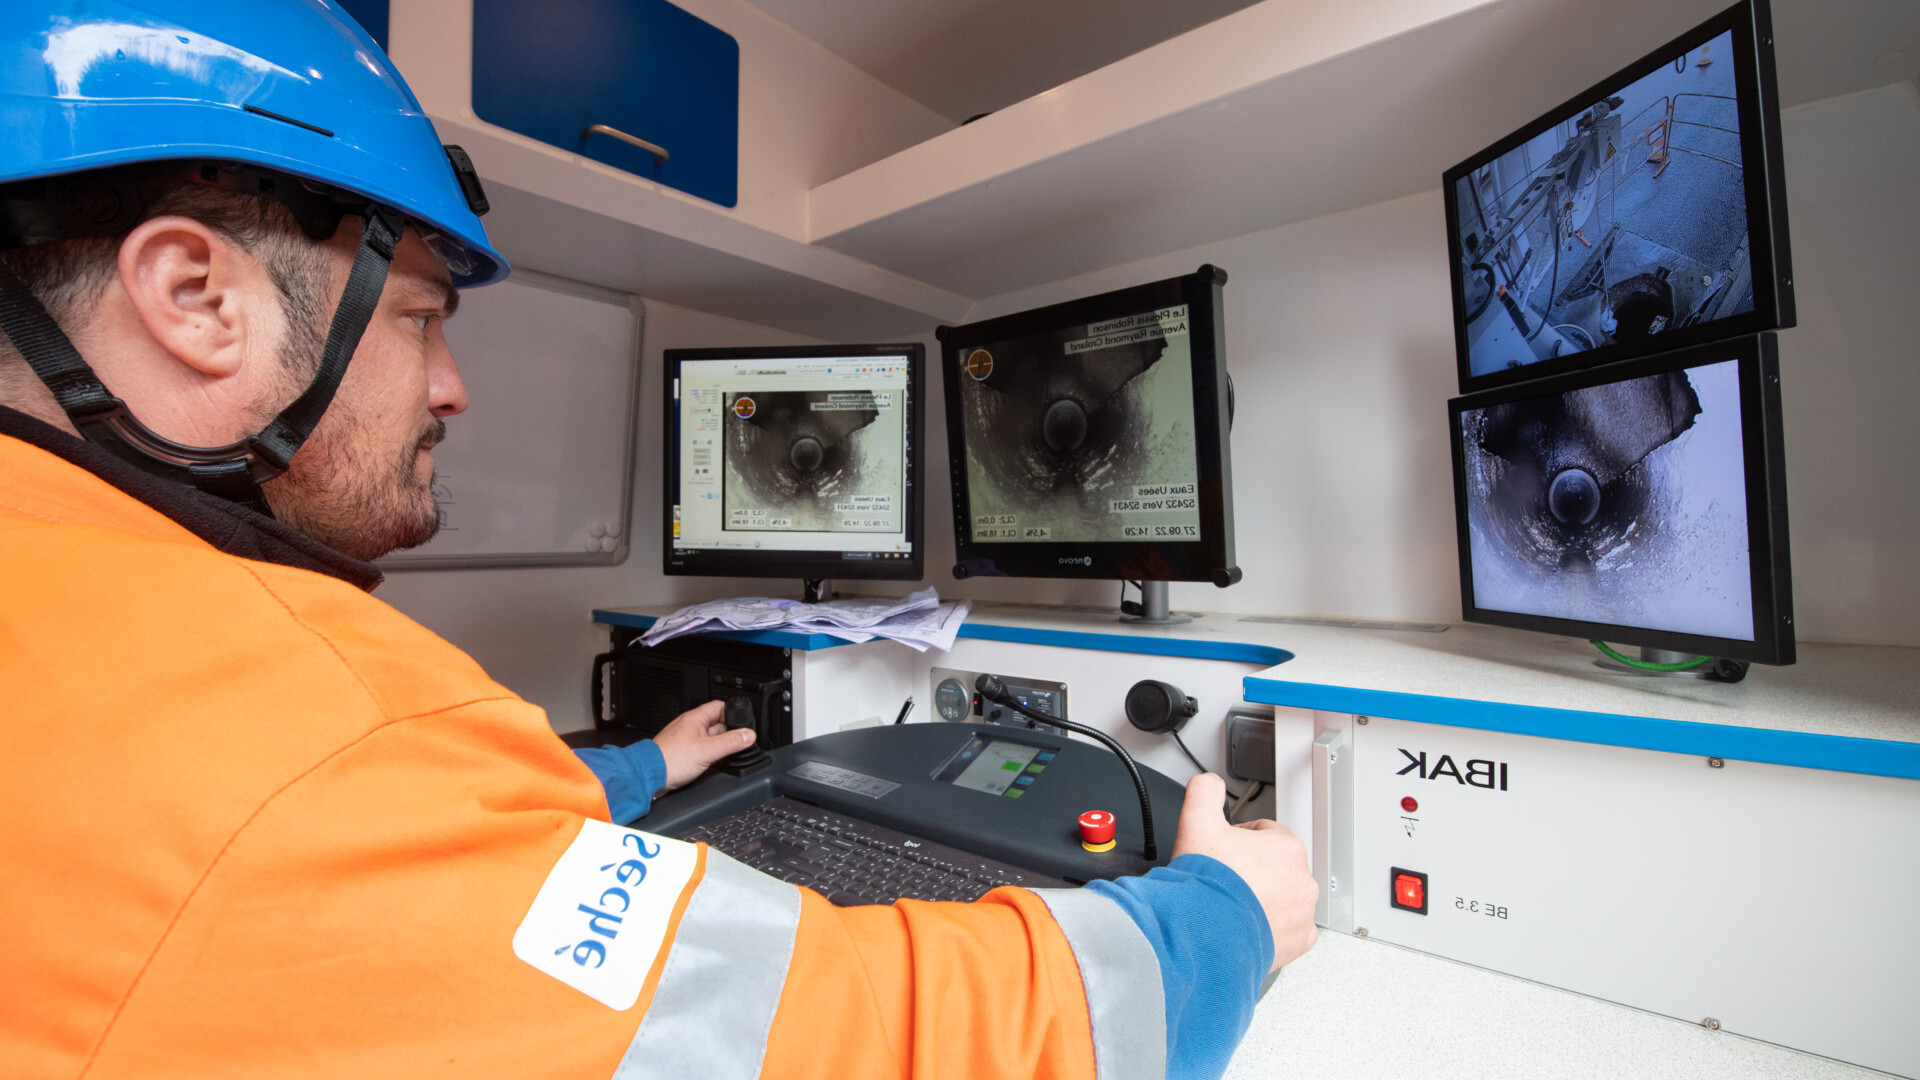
[{"x1": 0, "y1": 2, "x2": 1319, "y2": 1078}]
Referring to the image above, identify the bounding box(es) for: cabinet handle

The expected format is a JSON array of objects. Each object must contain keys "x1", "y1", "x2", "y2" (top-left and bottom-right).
[{"x1": 582, "y1": 124, "x2": 669, "y2": 165}]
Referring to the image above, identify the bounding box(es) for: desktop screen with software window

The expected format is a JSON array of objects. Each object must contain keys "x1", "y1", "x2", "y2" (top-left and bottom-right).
[{"x1": 663, "y1": 344, "x2": 924, "y2": 586}]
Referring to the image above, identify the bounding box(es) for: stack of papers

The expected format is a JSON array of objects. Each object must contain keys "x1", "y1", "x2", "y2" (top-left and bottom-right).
[{"x1": 639, "y1": 587, "x2": 970, "y2": 653}]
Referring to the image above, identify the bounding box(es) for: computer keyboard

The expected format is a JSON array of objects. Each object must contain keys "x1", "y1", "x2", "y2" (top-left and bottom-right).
[{"x1": 675, "y1": 795, "x2": 1066, "y2": 905}]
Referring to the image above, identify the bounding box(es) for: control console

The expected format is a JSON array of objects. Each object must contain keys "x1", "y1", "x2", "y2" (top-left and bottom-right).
[{"x1": 646, "y1": 722, "x2": 1185, "y2": 883}]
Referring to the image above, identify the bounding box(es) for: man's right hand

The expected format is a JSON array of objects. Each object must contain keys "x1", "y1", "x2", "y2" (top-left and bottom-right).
[
  {"x1": 1170, "y1": 773, "x2": 1319, "y2": 973},
  {"x1": 653, "y1": 700, "x2": 756, "y2": 792}
]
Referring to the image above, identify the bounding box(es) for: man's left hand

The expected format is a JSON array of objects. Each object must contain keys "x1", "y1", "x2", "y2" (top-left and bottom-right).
[{"x1": 654, "y1": 700, "x2": 756, "y2": 793}]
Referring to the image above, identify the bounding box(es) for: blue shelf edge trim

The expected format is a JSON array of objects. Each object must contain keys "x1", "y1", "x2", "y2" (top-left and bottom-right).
[
  {"x1": 591, "y1": 610, "x2": 855, "y2": 651},
  {"x1": 957, "y1": 623, "x2": 1291, "y2": 667},
  {"x1": 593, "y1": 610, "x2": 1294, "y2": 663},
  {"x1": 1243, "y1": 677, "x2": 1920, "y2": 781}
]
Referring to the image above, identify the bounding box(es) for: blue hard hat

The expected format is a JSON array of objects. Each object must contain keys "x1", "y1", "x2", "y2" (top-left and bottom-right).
[{"x1": 1, "y1": 0, "x2": 508, "y2": 287}]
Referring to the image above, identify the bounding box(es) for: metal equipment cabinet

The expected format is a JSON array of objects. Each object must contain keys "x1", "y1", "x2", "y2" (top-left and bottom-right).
[{"x1": 471, "y1": 0, "x2": 740, "y2": 208}]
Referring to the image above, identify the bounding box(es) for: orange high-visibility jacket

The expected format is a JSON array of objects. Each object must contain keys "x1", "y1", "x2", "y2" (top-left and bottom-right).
[{"x1": 0, "y1": 429, "x2": 1173, "y2": 1080}]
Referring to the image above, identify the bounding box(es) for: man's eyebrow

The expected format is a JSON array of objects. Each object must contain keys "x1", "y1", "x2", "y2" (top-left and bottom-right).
[{"x1": 398, "y1": 277, "x2": 461, "y2": 318}]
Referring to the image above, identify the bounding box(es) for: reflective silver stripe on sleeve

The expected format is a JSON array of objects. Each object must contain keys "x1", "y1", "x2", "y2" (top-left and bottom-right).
[
  {"x1": 1032, "y1": 887, "x2": 1168, "y2": 1080},
  {"x1": 610, "y1": 849, "x2": 801, "y2": 1080}
]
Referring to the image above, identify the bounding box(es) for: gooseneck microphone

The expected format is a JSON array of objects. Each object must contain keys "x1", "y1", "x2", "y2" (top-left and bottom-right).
[{"x1": 974, "y1": 674, "x2": 1158, "y2": 862}]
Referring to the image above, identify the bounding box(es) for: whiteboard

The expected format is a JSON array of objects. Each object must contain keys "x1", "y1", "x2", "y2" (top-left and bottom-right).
[{"x1": 380, "y1": 268, "x2": 642, "y2": 569}]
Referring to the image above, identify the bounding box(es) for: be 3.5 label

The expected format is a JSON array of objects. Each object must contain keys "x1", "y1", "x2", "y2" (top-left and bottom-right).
[{"x1": 1455, "y1": 895, "x2": 1510, "y2": 920}]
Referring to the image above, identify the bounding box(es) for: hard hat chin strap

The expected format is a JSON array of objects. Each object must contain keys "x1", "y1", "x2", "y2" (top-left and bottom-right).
[{"x1": 0, "y1": 207, "x2": 402, "y2": 516}]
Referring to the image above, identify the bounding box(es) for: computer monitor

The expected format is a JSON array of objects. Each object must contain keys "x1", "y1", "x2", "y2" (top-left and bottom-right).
[
  {"x1": 1449, "y1": 332, "x2": 1793, "y2": 666},
  {"x1": 938, "y1": 266, "x2": 1239, "y2": 623},
  {"x1": 663, "y1": 344, "x2": 924, "y2": 597},
  {"x1": 1443, "y1": 0, "x2": 1794, "y2": 394}
]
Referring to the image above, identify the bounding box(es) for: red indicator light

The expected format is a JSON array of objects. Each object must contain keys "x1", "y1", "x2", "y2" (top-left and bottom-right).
[{"x1": 1400, "y1": 796, "x2": 1419, "y2": 813}]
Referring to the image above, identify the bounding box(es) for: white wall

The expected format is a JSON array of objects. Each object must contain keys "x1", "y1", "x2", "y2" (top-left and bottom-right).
[
  {"x1": 1770, "y1": 82, "x2": 1920, "y2": 647},
  {"x1": 380, "y1": 81, "x2": 1920, "y2": 732},
  {"x1": 933, "y1": 191, "x2": 1463, "y2": 623},
  {"x1": 375, "y1": 298, "x2": 826, "y2": 731},
  {"x1": 931, "y1": 81, "x2": 1920, "y2": 648}
]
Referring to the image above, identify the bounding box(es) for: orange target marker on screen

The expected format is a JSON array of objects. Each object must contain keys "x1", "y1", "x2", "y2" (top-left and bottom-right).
[
  {"x1": 966, "y1": 349, "x2": 994, "y2": 380},
  {"x1": 732, "y1": 396, "x2": 757, "y2": 419}
]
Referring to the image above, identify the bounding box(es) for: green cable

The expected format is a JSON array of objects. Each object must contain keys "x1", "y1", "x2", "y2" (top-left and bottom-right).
[{"x1": 1590, "y1": 640, "x2": 1713, "y2": 671}]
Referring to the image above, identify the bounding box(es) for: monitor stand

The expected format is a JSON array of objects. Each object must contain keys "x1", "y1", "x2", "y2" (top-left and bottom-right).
[
  {"x1": 1595, "y1": 645, "x2": 1711, "y2": 680},
  {"x1": 802, "y1": 578, "x2": 833, "y2": 603},
  {"x1": 1119, "y1": 581, "x2": 1192, "y2": 627}
]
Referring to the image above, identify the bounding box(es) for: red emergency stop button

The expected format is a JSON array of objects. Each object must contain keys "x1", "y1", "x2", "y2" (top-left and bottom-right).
[
  {"x1": 1390, "y1": 867, "x2": 1428, "y2": 914},
  {"x1": 1078, "y1": 810, "x2": 1116, "y2": 852}
]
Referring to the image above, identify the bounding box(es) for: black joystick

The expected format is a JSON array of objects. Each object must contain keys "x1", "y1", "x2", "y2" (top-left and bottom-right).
[
  {"x1": 716, "y1": 695, "x2": 772, "y2": 776},
  {"x1": 974, "y1": 674, "x2": 1158, "y2": 861}
]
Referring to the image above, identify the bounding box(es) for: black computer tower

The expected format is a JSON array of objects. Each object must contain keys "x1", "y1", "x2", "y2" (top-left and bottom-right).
[{"x1": 589, "y1": 630, "x2": 794, "y2": 750}]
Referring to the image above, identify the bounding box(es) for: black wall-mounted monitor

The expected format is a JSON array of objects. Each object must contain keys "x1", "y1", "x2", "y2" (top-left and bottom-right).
[
  {"x1": 1443, "y1": 0, "x2": 1794, "y2": 394},
  {"x1": 1449, "y1": 332, "x2": 1793, "y2": 665},
  {"x1": 938, "y1": 266, "x2": 1239, "y2": 616},
  {"x1": 663, "y1": 344, "x2": 924, "y2": 594}
]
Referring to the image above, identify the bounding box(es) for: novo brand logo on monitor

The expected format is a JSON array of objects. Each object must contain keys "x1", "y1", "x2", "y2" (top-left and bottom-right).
[{"x1": 1058, "y1": 555, "x2": 1093, "y2": 566}]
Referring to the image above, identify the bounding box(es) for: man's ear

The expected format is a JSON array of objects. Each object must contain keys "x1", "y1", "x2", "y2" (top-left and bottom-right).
[{"x1": 115, "y1": 215, "x2": 275, "y2": 381}]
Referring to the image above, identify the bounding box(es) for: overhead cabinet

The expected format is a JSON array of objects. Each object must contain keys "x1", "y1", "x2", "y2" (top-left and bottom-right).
[{"x1": 472, "y1": 0, "x2": 739, "y2": 208}]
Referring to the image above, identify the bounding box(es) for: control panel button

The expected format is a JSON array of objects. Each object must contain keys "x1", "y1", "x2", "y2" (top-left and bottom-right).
[
  {"x1": 1390, "y1": 867, "x2": 1428, "y2": 914},
  {"x1": 1400, "y1": 796, "x2": 1419, "y2": 813},
  {"x1": 1078, "y1": 810, "x2": 1116, "y2": 852}
]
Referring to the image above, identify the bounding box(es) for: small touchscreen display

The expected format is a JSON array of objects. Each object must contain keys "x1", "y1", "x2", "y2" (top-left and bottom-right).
[{"x1": 933, "y1": 733, "x2": 1057, "y2": 799}]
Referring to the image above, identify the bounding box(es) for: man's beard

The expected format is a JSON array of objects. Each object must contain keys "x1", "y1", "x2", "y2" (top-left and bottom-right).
[
  {"x1": 252, "y1": 312, "x2": 446, "y2": 562},
  {"x1": 264, "y1": 409, "x2": 447, "y2": 563},
  {"x1": 249, "y1": 260, "x2": 448, "y2": 563}
]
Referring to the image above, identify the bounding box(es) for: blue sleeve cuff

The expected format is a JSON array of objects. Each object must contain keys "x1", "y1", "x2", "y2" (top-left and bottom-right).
[
  {"x1": 1085, "y1": 853, "x2": 1274, "y2": 1080},
  {"x1": 573, "y1": 739, "x2": 668, "y2": 824}
]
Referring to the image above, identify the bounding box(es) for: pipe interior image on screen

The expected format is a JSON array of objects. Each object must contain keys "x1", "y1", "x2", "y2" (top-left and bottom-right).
[
  {"x1": 954, "y1": 304, "x2": 1201, "y2": 545},
  {"x1": 721, "y1": 387, "x2": 903, "y2": 534},
  {"x1": 1452, "y1": 28, "x2": 1751, "y2": 380},
  {"x1": 1459, "y1": 357, "x2": 1751, "y2": 642},
  {"x1": 673, "y1": 354, "x2": 912, "y2": 559}
]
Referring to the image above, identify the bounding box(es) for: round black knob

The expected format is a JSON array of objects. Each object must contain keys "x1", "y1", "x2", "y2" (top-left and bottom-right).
[
  {"x1": 1042, "y1": 398, "x2": 1089, "y2": 452},
  {"x1": 789, "y1": 436, "x2": 825, "y2": 473}
]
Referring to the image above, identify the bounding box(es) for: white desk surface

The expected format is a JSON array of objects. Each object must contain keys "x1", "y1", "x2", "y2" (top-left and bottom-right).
[{"x1": 1227, "y1": 931, "x2": 1889, "y2": 1080}]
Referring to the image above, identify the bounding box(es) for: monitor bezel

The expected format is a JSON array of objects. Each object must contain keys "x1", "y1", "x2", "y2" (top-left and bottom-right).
[
  {"x1": 1448, "y1": 332, "x2": 1794, "y2": 665},
  {"x1": 1442, "y1": 0, "x2": 1795, "y2": 395},
  {"x1": 661, "y1": 342, "x2": 926, "y2": 583},
  {"x1": 938, "y1": 266, "x2": 1238, "y2": 584}
]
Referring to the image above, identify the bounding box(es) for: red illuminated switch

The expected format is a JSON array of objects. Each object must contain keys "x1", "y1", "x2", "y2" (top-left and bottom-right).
[{"x1": 1390, "y1": 868, "x2": 1428, "y2": 914}]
